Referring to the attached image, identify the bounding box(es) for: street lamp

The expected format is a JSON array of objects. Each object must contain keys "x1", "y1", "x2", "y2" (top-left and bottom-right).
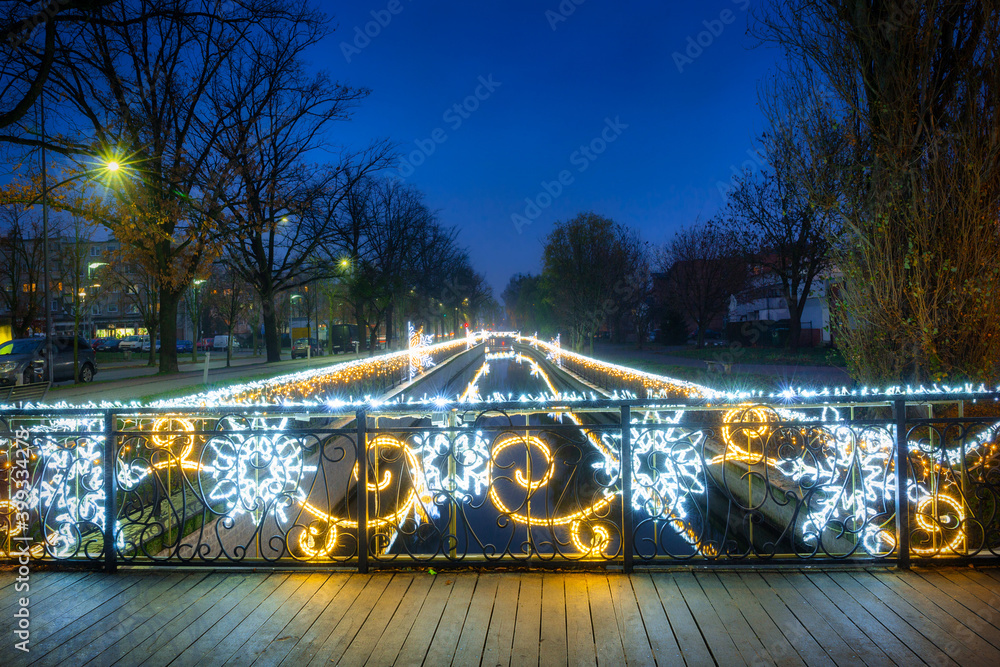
[{"x1": 193, "y1": 279, "x2": 206, "y2": 360}]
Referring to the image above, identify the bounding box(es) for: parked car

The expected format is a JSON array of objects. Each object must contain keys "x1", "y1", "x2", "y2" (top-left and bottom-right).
[
  {"x1": 0, "y1": 336, "x2": 98, "y2": 385},
  {"x1": 176, "y1": 339, "x2": 193, "y2": 353},
  {"x1": 140, "y1": 339, "x2": 161, "y2": 353},
  {"x1": 329, "y1": 324, "x2": 359, "y2": 354},
  {"x1": 94, "y1": 337, "x2": 121, "y2": 352},
  {"x1": 197, "y1": 337, "x2": 214, "y2": 351},
  {"x1": 212, "y1": 334, "x2": 240, "y2": 351},
  {"x1": 119, "y1": 335, "x2": 148, "y2": 352},
  {"x1": 291, "y1": 337, "x2": 323, "y2": 359}
]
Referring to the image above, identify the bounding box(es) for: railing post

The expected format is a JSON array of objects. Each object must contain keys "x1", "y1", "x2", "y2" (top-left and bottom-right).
[
  {"x1": 356, "y1": 408, "x2": 368, "y2": 574},
  {"x1": 894, "y1": 398, "x2": 910, "y2": 569},
  {"x1": 621, "y1": 404, "x2": 633, "y2": 574},
  {"x1": 103, "y1": 410, "x2": 117, "y2": 573}
]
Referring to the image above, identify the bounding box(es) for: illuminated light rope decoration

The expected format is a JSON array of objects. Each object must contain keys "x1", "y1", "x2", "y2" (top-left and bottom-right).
[
  {"x1": 525, "y1": 335, "x2": 716, "y2": 400},
  {"x1": 4, "y1": 417, "x2": 127, "y2": 559},
  {"x1": 5, "y1": 331, "x2": 1000, "y2": 563},
  {"x1": 408, "y1": 322, "x2": 436, "y2": 381},
  {"x1": 714, "y1": 403, "x2": 979, "y2": 557},
  {"x1": 0, "y1": 500, "x2": 45, "y2": 558},
  {"x1": 460, "y1": 362, "x2": 491, "y2": 402},
  {"x1": 515, "y1": 334, "x2": 996, "y2": 557},
  {"x1": 458, "y1": 348, "x2": 704, "y2": 555},
  {"x1": 297, "y1": 435, "x2": 436, "y2": 558}
]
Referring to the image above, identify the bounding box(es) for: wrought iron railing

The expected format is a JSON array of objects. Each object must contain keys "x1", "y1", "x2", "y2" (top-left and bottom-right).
[{"x1": 1, "y1": 397, "x2": 998, "y2": 571}]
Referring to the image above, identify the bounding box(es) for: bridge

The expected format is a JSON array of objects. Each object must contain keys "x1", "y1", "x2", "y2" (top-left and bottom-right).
[{"x1": 2, "y1": 331, "x2": 999, "y2": 664}]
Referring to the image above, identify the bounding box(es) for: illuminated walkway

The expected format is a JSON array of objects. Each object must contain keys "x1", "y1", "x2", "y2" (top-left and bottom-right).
[{"x1": 2, "y1": 567, "x2": 999, "y2": 665}]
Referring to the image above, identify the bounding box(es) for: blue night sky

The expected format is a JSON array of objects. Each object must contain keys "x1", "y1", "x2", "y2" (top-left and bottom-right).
[{"x1": 313, "y1": 0, "x2": 781, "y2": 295}]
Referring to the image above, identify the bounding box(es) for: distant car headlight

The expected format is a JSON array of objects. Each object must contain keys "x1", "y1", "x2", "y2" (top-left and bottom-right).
[{"x1": 0, "y1": 361, "x2": 16, "y2": 372}]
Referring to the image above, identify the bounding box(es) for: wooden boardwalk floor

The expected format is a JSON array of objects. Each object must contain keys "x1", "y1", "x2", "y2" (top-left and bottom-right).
[{"x1": 1, "y1": 567, "x2": 999, "y2": 666}]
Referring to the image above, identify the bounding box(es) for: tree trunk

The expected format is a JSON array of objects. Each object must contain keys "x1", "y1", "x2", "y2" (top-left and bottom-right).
[
  {"x1": 385, "y1": 304, "x2": 394, "y2": 350},
  {"x1": 787, "y1": 315, "x2": 802, "y2": 349},
  {"x1": 226, "y1": 318, "x2": 234, "y2": 367},
  {"x1": 262, "y1": 293, "x2": 282, "y2": 362},
  {"x1": 354, "y1": 305, "x2": 366, "y2": 355},
  {"x1": 159, "y1": 289, "x2": 180, "y2": 373}
]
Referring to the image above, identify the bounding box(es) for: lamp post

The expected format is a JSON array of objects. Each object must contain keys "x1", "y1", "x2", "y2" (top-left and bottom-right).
[
  {"x1": 193, "y1": 279, "x2": 206, "y2": 361},
  {"x1": 37, "y1": 88, "x2": 121, "y2": 383},
  {"x1": 290, "y1": 294, "x2": 303, "y2": 339},
  {"x1": 87, "y1": 262, "x2": 107, "y2": 339}
]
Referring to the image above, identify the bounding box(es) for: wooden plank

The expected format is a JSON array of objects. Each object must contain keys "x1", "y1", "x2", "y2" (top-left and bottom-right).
[
  {"x1": 276, "y1": 574, "x2": 373, "y2": 666},
  {"x1": 538, "y1": 573, "x2": 568, "y2": 667},
  {"x1": 808, "y1": 572, "x2": 951, "y2": 666},
  {"x1": 392, "y1": 575, "x2": 456, "y2": 667},
  {"x1": 0, "y1": 572, "x2": 83, "y2": 616},
  {"x1": 221, "y1": 572, "x2": 330, "y2": 666},
  {"x1": 629, "y1": 575, "x2": 687, "y2": 666},
  {"x1": 978, "y1": 568, "x2": 1000, "y2": 587},
  {"x1": 606, "y1": 575, "x2": 655, "y2": 667},
  {"x1": 717, "y1": 572, "x2": 812, "y2": 667},
  {"x1": 563, "y1": 574, "x2": 596, "y2": 667},
  {"x1": 453, "y1": 574, "x2": 501, "y2": 667},
  {"x1": 480, "y1": 573, "x2": 521, "y2": 667},
  {"x1": 694, "y1": 572, "x2": 769, "y2": 666},
  {"x1": 169, "y1": 573, "x2": 292, "y2": 667},
  {"x1": 418, "y1": 575, "x2": 478, "y2": 667},
  {"x1": 138, "y1": 573, "x2": 276, "y2": 667},
  {"x1": 757, "y1": 572, "x2": 879, "y2": 667},
  {"x1": 63, "y1": 573, "x2": 213, "y2": 664},
  {"x1": 302, "y1": 573, "x2": 395, "y2": 667},
  {"x1": 362, "y1": 574, "x2": 434, "y2": 666},
  {"x1": 646, "y1": 573, "x2": 713, "y2": 666},
  {"x1": 22, "y1": 572, "x2": 131, "y2": 626},
  {"x1": 206, "y1": 573, "x2": 317, "y2": 664},
  {"x1": 335, "y1": 574, "x2": 415, "y2": 666},
  {"x1": 511, "y1": 573, "x2": 542, "y2": 667},
  {"x1": 859, "y1": 571, "x2": 1000, "y2": 662},
  {"x1": 28, "y1": 574, "x2": 146, "y2": 646},
  {"x1": 29, "y1": 572, "x2": 197, "y2": 666},
  {"x1": 897, "y1": 570, "x2": 1000, "y2": 649},
  {"x1": 799, "y1": 571, "x2": 920, "y2": 665},
  {"x1": 585, "y1": 574, "x2": 626, "y2": 666},
  {"x1": 939, "y1": 570, "x2": 1000, "y2": 613},
  {"x1": 249, "y1": 573, "x2": 350, "y2": 667},
  {"x1": 102, "y1": 573, "x2": 250, "y2": 666},
  {"x1": 669, "y1": 572, "x2": 745, "y2": 666}
]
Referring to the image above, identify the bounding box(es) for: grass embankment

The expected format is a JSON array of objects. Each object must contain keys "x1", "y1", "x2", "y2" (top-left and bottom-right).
[
  {"x1": 666, "y1": 345, "x2": 847, "y2": 367},
  {"x1": 614, "y1": 358, "x2": 781, "y2": 395}
]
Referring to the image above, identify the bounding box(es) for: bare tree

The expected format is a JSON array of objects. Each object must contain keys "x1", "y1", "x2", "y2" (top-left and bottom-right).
[
  {"x1": 106, "y1": 257, "x2": 159, "y2": 366},
  {"x1": 542, "y1": 212, "x2": 643, "y2": 353},
  {"x1": 212, "y1": 13, "x2": 391, "y2": 363},
  {"x1": 660, "y1": 219, "x2": 747, "y2": 348},
  {"x1": 0, "y1": 0, "x2": 116, "y2": 130},
  {"x1": 0, "y1": 202, "x2": 45, "y2": 339},
  {"x1": 723, "y1": 115, "x2": 838, "y2": 348},
  {"x1": 207, "y1": 263, "x2": 250, "y2": 368},
  {"x1": 52, "y1": 215, "x2": 98, "y2": 380},
  {"x1": 1, "y1": 0, "x2": 329, "y2": 373},
  {"x1": 757, "y1": 1, "x2": 1000, "y2": 382},
  {"x1": 334, "y1": 178, "x2": 435, "y2": 354}
]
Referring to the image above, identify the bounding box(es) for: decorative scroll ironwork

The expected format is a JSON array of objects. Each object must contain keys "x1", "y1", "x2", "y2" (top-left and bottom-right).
[{"x1": 2, "y1": 400, "x2": 1000, "y2": 569}]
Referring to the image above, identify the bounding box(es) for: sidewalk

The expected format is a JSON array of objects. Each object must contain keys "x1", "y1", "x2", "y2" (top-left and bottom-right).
[{"x1": 51, "y1": 349, "x2": 370, "y2": 404}]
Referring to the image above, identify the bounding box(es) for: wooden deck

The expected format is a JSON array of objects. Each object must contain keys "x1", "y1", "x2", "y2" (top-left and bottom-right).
[{"x1": 1, "y1": 567, "x2": 999, "y2": 666}]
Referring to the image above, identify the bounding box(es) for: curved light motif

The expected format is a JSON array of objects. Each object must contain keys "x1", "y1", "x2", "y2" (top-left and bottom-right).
[{"x1": 5, "y1": 331, "x2": 1000, "y2": 564}]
